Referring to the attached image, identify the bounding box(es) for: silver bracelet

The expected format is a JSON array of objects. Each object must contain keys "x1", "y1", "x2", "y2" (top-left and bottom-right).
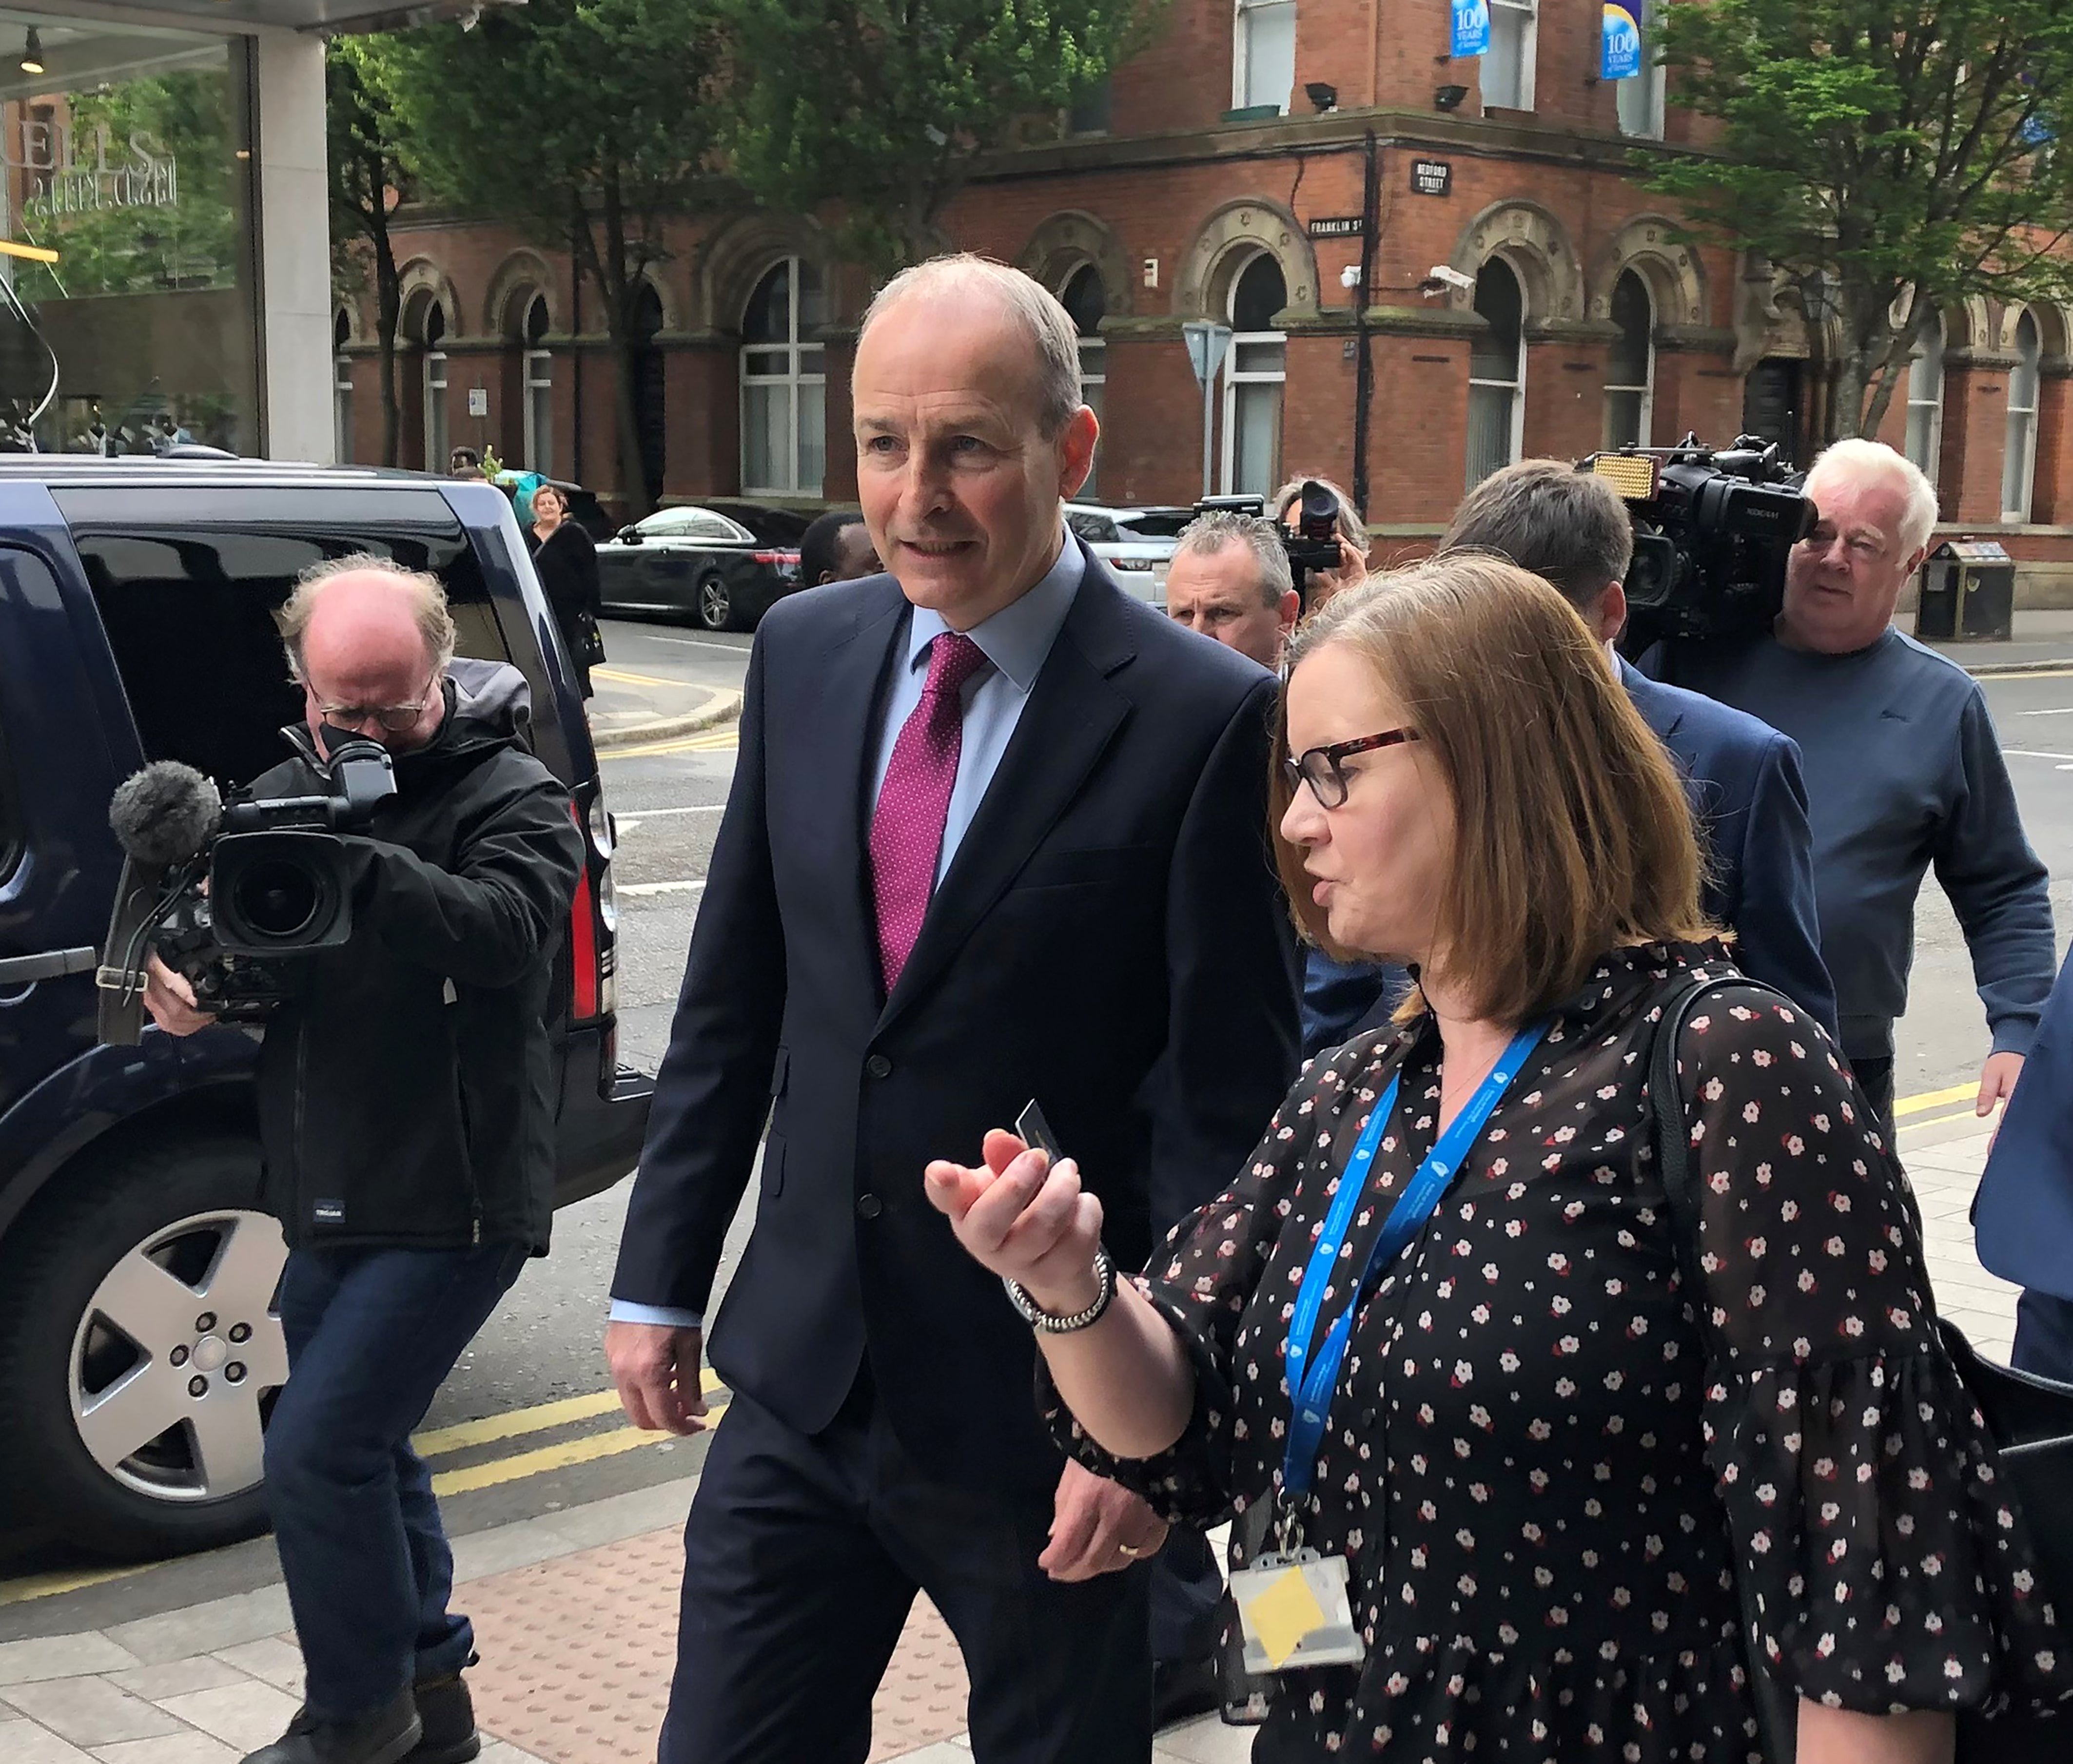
[{"x1": 1003, "y1": 1247, "x2": 1116, "y2": 1334}]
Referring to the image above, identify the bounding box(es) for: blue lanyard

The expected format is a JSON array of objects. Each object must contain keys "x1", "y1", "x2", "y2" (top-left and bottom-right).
[{"x1": 1281, "y1": 1022, "x2": 1549, "y2": 1504}]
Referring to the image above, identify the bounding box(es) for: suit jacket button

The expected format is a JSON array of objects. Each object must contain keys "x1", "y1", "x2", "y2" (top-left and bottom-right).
[
  {"x1": 864, "y1": 1054, "x2": 893, "y2": 1079},
  {"x1": 856, "y1": 1193, "x2": 883, "y2": 1220}
]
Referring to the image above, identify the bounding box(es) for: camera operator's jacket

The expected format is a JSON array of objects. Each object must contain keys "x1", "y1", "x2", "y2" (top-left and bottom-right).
[{"x1": 248, "y1": 664, "x2": 584, "y2": 1252}]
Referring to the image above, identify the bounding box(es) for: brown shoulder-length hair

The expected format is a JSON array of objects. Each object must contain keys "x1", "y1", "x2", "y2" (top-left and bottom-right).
[{"x1": 1271, "y1": 553, "x2": 1716, "y2": 1025}]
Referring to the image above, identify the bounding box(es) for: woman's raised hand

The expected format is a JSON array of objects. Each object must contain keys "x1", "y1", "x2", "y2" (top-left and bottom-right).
[{"x1": 924, "y1": 1128, "x2": 1107, "y2": 1314}]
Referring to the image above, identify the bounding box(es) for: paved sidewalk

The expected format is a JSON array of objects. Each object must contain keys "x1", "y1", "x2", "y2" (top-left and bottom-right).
[
  {"x1": 586, "y1": 670, "x2": 740, "y2": 752},
  {"x1": 0, "y1": 1112, "x2": 2015, "y2": 1764},
  {"x1": 1920, "y1": 606, "x2": 2073, "y2": 676}
]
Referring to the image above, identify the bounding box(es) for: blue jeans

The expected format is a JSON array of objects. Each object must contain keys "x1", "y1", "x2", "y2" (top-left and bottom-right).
[{"x1": 268, "y1": 1242, "x2": 527, "y2": 1720}]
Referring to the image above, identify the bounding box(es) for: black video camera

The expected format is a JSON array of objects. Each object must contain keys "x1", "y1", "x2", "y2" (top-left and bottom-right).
[
  {"x1": 1195, "y1": 479, "x2": 1346, "y2": 599},
  {"x1": 1584, "y1": 435, "x2": 1819, "y2": 660},
  {"x1": 96, "y1": 740, "x2": 398, "y2": 1042}
]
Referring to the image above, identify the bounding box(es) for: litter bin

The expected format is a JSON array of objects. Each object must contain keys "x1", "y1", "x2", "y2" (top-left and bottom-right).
[{"x1": 1915, "y1": 540, "x2": 2015, "y2": 641}]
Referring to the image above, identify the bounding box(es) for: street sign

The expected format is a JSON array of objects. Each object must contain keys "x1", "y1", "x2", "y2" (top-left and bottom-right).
[
  {"x1": 1410, "y1": 159, "x2": 1452, "y2": 197},
  {"x1": 1183, "y1": 321, "x2": 1233, "y2": 388},
  {"x1": 1308, "y1": 216, "x2": 1363, "y2": 239},
  {"x1": 1182, "y1": 322, "x2": 1234, "y2": 499},
  {"x1": 467, "y1": 386, "x2": 488, "y2": 418}
]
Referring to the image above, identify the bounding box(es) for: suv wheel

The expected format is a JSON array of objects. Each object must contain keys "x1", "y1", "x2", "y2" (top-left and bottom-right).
[
  {"x1": 696, "y1": 572, "x2": 735, "y2": 631},
  {"x1": 0, "y1": 1135, "x2": 289, "y2": 1559}
]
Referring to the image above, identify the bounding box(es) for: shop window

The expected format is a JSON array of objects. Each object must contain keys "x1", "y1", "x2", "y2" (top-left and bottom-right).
[
  {"x1": 1483, "y1": 0, "x2": 1538, "y2": 112},
  {"x1": 1468, "y1": 259, "x2": 1525, "y2": 486},
  {"x1": 523, "y1": 294, "x2": 553, "y2": 478},
  {"x1": 2003, "y1": 310, "x2": 2041, "y2": 522},
  {"x1": 1221, "y1": 251, "x2": 1286, "y2": 497},
  {"x1": 333, "y1": 310, "x2": 353, "y2": 465},
  {"x1": 741, "y1": 257, "x2": 827, "y2": 496},
  {"x1": 422, "y1": 302, "x2": 449, "y2": 471},
  {"x1": 1604, "y1": 270, "x2": 1654, "y2": 448},
  {"x1": 1233, "y1": 0, "x2": 1296, "y2": 114},
  {"x1": 1061, "y1": 264, "x2": 1106, "y2": 497},
  {"x1": 1904, "y1": 310, "x2": 1945, "y2": 485}
]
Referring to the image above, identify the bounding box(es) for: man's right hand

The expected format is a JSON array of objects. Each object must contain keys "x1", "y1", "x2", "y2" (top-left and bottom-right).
[
  {"x1": 605, "y1": 1320, "x2": 710, "y2": 1435},
  {"x1": 142, "y1": 953, "x2": 215, "y2": 1037}
]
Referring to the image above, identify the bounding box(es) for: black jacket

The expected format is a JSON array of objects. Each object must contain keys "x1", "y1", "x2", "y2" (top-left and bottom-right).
[
  {"x1": 248, "y1": 662, "x2": 584, "y2": 1253},
  {"x1": 612, "y1": 543, "x2": 1302, "y2": 1493},
  {"x1": 530, "y1": 523, "x2": 600, "y2": 629}
]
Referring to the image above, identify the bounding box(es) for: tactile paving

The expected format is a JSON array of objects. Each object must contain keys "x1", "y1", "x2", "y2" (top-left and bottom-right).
[{"x1": 425, "y1": 1525, "x2": 970, "y2": 1764}]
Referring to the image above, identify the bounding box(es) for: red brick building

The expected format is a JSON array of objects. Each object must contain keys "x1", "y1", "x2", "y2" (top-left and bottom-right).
[{"x1": 334, "y1": 0, "x2": 2073, "y2": 599}]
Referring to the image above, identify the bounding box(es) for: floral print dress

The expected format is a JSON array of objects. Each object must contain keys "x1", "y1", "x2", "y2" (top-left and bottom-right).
[{"x1": 1046, "y1": 944, "x2": 2069, "y2": 1761}]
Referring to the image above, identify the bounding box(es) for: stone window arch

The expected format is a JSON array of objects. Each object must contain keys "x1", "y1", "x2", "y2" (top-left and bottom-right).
[
  {"x1": 1059, "y1": 263, "x2": 1109, "y2": 495},
  {"x1": 1448, "y1": 200, "x2": 1584, "y2": 324},
  {"x1": 1604, "y1": 269, "x2": 1654, "y2": 448},
  {"x1": 1175, "y1": 199, "x2": 1318, "y2": 324},
  {"x1": 1590, "y1": 216, "x2": 1706, "y2": 330},
  {"x1": 1017, "y1": 210, "x2": 1132, "y2": 321},
  {"x1": 698, "y1": 215, "x2": 836, "y2": 337}
]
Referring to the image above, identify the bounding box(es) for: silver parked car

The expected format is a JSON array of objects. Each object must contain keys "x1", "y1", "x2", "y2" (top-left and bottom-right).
[{"x1": 1064, "y1": 502, "x2": 1193, "y2": 605}]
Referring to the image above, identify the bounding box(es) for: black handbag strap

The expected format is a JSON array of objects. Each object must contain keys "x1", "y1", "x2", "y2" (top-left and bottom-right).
[{"x1": 1646, "y1": 969, "x2": 1802, "y2": 1764}]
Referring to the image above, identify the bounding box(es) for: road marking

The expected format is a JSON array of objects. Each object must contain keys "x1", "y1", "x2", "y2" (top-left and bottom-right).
[
  {"x1": 602, "y1": 729, "x2": 741, "y2": 760},
  {"x1": 615, "y1": 804, "x2": 725, "y2": 832},
  {"x1": 1894, "y1": 1082, "x2": 1977, "y2": 1117},
  {"x1": 2003, "y1": 749, "x2": 2073, "y2": 763},
  {"x1": 1898, "y1": 1106, "x2": 1986, "y2": 1136},
  {"x1": 0, "y1": 1563, "x2": 142, "y2": 1608},
  {"x1": 618, "y1": 879, "x2": 707, "y2": 898},
  {"x1": 430, "y1": 1398, "x2": 729, "y2": 1498},
  {"x1": 412, "y1": 1389, "x2": 625, "y2": 1456},
  {"x1": 614, "y1": 632, "x2": 753, "y2": 655},
  {"x1": 2018, "y1": 706, "x2": 2073, "y2": 715},
  {"x1": 592, "y1": 666, "x2": 707, "y2": 690}
]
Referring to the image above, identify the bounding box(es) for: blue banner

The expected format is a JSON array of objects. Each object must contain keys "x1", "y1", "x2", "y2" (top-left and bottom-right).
[
  {"x1": 1602, "y1": 0, "x2": 1643, "y2": 79},
  {"x1": 1451, "y1": 0, "x2": 1490, "y2": 59}
]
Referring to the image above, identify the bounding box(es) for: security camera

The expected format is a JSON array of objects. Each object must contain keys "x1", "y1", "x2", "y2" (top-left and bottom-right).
[
  {"x1": 1426, "y1": 264, "x2": 1477, "y2": 293},
  {"x1": 1338, "y1": 264, "x2": 1363, "y2": 291}
]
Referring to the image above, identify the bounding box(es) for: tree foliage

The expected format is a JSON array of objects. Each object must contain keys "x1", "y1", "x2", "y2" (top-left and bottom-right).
[
  {"x1": 329, "y1": 43, "x2": 413, "y2": 465},
  {"x1": 352, "y1": 0, "x2": 728, "y2": 512},
  {"x1": 707, "y1": 0, "x2": 1160, "y2": 269},
  {"x1": 1650, "y1": 0, "x2": 2073, "y2": 442}
]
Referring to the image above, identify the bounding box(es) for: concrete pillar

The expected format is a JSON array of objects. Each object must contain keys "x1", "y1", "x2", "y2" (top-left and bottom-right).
[{"x1": 254, "y1": 33, "x2": 332, "y2": 463}]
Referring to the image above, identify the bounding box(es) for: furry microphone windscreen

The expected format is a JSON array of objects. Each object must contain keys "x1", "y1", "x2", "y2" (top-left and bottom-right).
[{"x1": 108, "y1": 761, "x2": 223, "y2": 867}]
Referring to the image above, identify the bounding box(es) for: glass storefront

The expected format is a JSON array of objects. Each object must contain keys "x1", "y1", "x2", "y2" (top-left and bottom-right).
[{"x1": 0, "y1": 14, "x2": 257, "y2": 454}]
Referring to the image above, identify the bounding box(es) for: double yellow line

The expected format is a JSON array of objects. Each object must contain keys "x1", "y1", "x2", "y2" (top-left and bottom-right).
[{"x1": 0, "y1": 1376, "x2": 724, "y2": 1609}]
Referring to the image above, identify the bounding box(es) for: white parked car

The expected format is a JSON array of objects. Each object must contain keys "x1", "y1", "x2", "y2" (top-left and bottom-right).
[{"x1": 1065, "y1": 503, "x2": 1194, "y2": 605}]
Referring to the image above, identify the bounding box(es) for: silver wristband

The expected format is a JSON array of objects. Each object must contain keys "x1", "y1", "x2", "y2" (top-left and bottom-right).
[{"x1": 1003, "y1": 1247, "x2": 1116, "y2": 1334}]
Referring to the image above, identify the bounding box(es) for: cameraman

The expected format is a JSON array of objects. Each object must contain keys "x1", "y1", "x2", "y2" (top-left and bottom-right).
[
  {"x1": 1164, "y1": 508, "x2": 1300, "y2": 668},
  {"x1": 1271, "y1": 472, "x2": 1369, "y2": 605},
  {"x1": 1644, "y1": 438, "x2": 2054, "y2": 1136},
  {"x1": 143, "y1": 557, "x2": 583, "y2": 1764}
]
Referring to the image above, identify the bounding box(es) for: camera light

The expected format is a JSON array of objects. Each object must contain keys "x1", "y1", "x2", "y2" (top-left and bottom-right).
[{"x1": 1591, "y1": 452, "x2": 1660, "y2": 502}]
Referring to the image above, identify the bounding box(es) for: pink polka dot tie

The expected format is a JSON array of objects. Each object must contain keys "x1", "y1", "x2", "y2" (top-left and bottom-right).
[{"x1": 870, "y1": 632, "x2": 991, "y2": 992}]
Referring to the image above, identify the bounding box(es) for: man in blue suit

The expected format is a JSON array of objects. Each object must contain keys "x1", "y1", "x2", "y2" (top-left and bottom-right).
[
  {"x1": 1303, "y1": 459, "x2": 1836, "y2": 1054},
  {"x1": 1975, "y1": 943, "x2": 2073, "y2": 1381}
]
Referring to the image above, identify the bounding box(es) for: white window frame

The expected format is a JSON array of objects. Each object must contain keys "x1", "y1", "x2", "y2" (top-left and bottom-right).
[
  {"x1": 1232, "y1": 0, "x2": 1297, "y2": 114},
  {"x1": 2003, "y1": 310, "x2": 2041, "y2": 523},
  {"x1": 1483, "y1": 0, "x2": 1538, "y2": 113},
  {"x1": 523, "y1": 348, "x2": 552, "y2": 477},
  {"x1": 1904, "y1": 310, "x2": 1945, "y2": 487},
  {"x1": 739, "y1": 256, "x2": 827, "y2": 497},
  {"x1": 1078, "y1": 336, "x2": 1105, "y2": 497},
  {"x1": 1616, "y1": 54, "x2": 1665, "y2": 138},
  {"x1": 1467, "y1": 259, "x2": 1526, "y2": 487},
  {"x1": 1218, "y1": 251, "x2": 1286, "y2": 496},
  {"x1": 333, "y1": 351, "x2": 352, "y2": 465},
  {"x1": 1604, "y1": 271, "x2": 1655, "y2": 448},
  {"x1": 423, "y1": 331, "x2": 448, "y2": 471}
]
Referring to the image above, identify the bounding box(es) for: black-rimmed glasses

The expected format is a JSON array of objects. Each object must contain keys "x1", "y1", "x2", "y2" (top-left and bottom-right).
[
  {"x1": 1281, "y1": 727, "x2": 1420, "y2": 809},
  {"x1": 310, "y1": 672, "x2": 442, "y2": 734}
]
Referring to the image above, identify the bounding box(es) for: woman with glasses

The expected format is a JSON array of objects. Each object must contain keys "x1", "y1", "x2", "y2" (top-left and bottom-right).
[
  {"x1": 527, "y1": 483, "x2": 603, "y2": 699},
  {"x1": 925, "y1": 557, "x2": 2068, "y2": 1763}
]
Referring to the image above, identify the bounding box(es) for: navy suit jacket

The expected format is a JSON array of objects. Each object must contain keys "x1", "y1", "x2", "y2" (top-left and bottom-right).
[
  {"x1": 611, "y1": 543, "x2": 1302, "y2": 1492},
  {"x1": 1975, "y1": 945, "x2": 2073, "y2": 1301},
  {"x1": 1618, "y1": 658, "x2": 1839, "y2": 1042}
]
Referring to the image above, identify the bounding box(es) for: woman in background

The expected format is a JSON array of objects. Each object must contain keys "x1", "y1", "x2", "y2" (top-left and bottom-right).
[{"x1": 528, "y1": 483, "x2": 602, "y2": 699}]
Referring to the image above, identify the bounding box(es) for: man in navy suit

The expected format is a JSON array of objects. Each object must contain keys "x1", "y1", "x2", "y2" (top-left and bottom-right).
[
  {"x1": 603, "y1": 255, "x2": 1300, "y2": 1763},
  {"x1": 1306, "y1": 459, "x2": 1836, "y2": 1053},
  {"x1": 1974, "y1": 943, "x2": 2073, "y2": 1381}
]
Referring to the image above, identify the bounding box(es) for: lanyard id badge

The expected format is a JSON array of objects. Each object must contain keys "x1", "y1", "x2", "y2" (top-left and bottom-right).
[{"x1": 1232, "y1": 1021, "x2": 1549, "y2": 1677}]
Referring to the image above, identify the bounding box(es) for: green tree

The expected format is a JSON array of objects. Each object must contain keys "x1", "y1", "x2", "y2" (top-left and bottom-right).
[
  {"x1": 1649, "y1": 0, "x2": 2073, "y2": 444},
  {"x1": 707, "y1": 0, "x2": 1159, "y2": 270},
  {"x1": 354, "y1": 0, "x2": 726, "y2": 513},
  {"x1": 329, "y1": 43, "x2": 413, "y2": 466}
]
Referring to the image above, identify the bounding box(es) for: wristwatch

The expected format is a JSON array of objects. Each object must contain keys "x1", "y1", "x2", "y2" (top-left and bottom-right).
[{"x1": 1003, "y1": 1247, "x2": 1116, "y2": 1334}]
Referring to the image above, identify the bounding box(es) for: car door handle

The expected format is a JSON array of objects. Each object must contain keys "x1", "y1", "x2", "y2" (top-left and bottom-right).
[{"x1": 0, "y1": 945, "x2": 99, "y2": 985}]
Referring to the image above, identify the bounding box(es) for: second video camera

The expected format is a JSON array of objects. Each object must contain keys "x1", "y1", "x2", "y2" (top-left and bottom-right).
[
  {"x1": 96, "y1": 740, "x2": 398, "y2": 1042},
  {"x1": 1585, "y1": 434, "x2": 1818, "y2": 659},
  {"x1": 1196, "y1": 479, "x2": 1346, "y2": 594}
]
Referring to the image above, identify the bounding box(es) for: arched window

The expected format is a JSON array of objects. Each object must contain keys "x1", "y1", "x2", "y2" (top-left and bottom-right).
[
  {"x1": 1061, "y1": 263, "x2": 1106, "y2": 497},
  {"x1": 1467, "y1": 259, "x2": 1525, "y2": 486},
  {"x1": 422, "y1": 301, "x2": 449, "y2": 471},
  {"x1": 1222, "y1": 251, "x2": 1286, "y2": 496},
  {"x1": 522, "y1": 294, "x2": 553, "y2": 477},
  {"x1": 2003, "y1": 309, "x2": 2042, "y2": 523},
  {"x1": 332, "y1": 309, "x2": 353, "y2": 465},
  {"x1": 1604, "y1": 269, "x2": 1654, "y2": 448},
  {"x1": 1904, "y1": 310, "x2": 1945, "y2": 485},
  {"x1": 741, "y1": 257, "x2": 827, "y2": 495}
]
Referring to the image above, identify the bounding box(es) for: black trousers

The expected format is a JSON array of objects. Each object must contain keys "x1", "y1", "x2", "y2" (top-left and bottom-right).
[
  {"x1": 1851, "y1": 1054, "x2": 1897, "y2": 1144},
  {"x1": 660, "y1": 1370, "x2": 1154, "y2": 1764}
]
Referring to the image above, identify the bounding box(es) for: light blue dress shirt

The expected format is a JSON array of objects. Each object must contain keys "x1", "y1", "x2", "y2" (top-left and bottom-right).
[{"x1": 609, "y1": 533, "x2": 1082, "y2": 1333}]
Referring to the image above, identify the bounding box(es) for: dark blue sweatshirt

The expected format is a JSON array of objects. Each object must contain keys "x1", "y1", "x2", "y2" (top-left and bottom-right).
[{"x1": 1648, "y1": 628, "x2": 2055, "y2": 1062}]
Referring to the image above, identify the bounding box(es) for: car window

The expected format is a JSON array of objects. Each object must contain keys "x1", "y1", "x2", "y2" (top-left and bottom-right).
[
  {"x1": 1066, "y1": 510, "x2": 1119, "y2": 543},
  {"x1": 637, "y1": 510, "x2": 694, "y2": 536},
  {"x1": 715, "y1": 505, "x2": 812, "y2": 545},
  {"x1": 684, "y1": 514, "x2": 741, "y2": 543},
  {"x1": 1116, "y1": 511, "x2": 1193, "y2": 539},
  {"x1": 72, "y1": 523, "x2": 509, "y2": 792}
]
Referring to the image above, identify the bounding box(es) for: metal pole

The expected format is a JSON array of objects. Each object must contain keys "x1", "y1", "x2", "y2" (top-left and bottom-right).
[{"x1": 1201, "y1": 371, "x2": 1214, "y2": 498}]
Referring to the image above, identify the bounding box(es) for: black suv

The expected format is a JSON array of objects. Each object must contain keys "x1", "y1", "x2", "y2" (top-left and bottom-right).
[{"x1": 0, "y1": 460, "x2": 652, "y2": 1558}]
